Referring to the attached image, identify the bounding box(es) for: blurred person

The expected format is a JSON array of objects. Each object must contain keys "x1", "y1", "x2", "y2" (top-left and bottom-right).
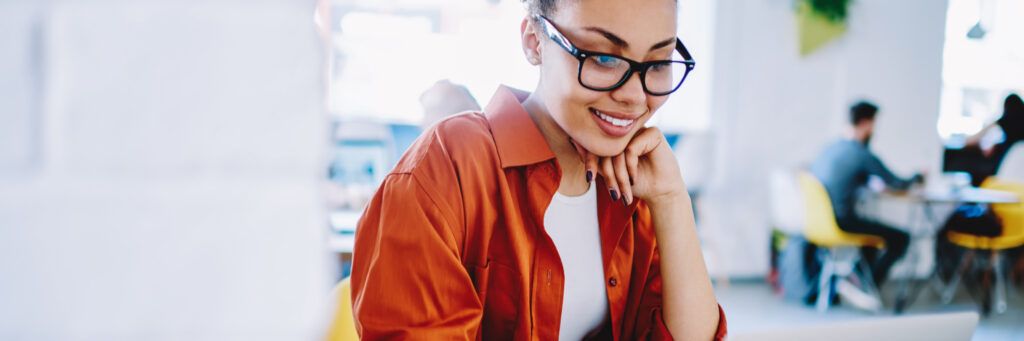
[
  {"x1": 810, "y1": 101, "x2": 923, "y2": 288},
  {"x1": 419, "y1": 79, "x2": 482, "y2": 128},
  {"x1": 965, "y1": 93, "x2": 1024, "y2": 166},
  {"x1": 942, "y1": 96, "x2": 1020, "y2": 237},
  {"x1": 350, "y1": 0, "x2": 725, "y2": 340}
]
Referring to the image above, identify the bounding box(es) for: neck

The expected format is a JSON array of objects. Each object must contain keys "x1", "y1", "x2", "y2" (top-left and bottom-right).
[
  {"x1": 845, "y1": 129, "x2": 866, "y2": 143},
  {"x1": 523, "y1": 90, "x2": 589, "y2": 196}
]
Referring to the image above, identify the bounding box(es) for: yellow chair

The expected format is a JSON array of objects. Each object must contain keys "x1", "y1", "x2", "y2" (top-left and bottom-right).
[
  {"x1": 943, "y1": 178, "x2": 1024, "y2": 314},
  {"x1": 798, "y1": 172, "x2": 885, "y2": 312},
  {"x1": 325, "y1": 278, "x2": 359, "y2": 341}
]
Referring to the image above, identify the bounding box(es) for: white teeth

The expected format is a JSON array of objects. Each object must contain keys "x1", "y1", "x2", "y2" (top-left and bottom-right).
[{"x1": 595, "y1": 110, "x2": 634, "y2": 127}]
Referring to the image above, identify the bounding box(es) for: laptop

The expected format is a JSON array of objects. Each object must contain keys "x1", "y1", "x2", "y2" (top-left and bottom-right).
[{"x1": 729, "y1": 311, "x2": 979, "y2": 341}]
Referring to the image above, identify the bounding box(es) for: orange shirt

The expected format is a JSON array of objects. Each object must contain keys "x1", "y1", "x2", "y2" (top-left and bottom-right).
[{"x1": 351, "y1": 86, "x2": 727, "y2": 340}]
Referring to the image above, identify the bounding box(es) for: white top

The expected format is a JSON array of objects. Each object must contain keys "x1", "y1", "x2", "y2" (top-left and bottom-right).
[{"x1": 543, "y1": 183, "x2": 609, "y2": 340}]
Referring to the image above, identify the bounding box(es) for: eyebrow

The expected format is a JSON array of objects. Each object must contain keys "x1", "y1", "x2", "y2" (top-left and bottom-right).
[{"x1": 582, "y1": 26, "x2": 676, "y2": 52}]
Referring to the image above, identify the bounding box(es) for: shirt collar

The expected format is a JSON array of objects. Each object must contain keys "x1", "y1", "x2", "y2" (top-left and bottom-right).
[{"x1": 484, "y1": 85, "x2": 557, "y2": 168}]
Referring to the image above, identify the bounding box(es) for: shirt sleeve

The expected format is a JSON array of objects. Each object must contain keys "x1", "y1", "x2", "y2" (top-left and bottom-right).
[
  {"x1": 998, "y1": 111, "x2": 1024, "y2": 143},
  {"x1": 632, "y1": 206, "x2": 727, "y2": 341},
  {"x1": 864, "y1": 151, "x2": 914, "y2": 190},
  {"x1": 349, "y1": 173, "x2": 482, "y2": 340}
]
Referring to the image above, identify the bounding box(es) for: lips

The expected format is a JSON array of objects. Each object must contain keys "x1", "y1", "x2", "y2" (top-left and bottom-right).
[{"x1": 589, "y1": 108, "x2": 641, "y2": 137}]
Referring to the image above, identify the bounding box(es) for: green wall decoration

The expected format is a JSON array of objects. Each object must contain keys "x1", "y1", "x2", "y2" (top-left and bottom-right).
[
  {"x1": 797, "y1": 0, "x2": 851, "y2": 56},
  {"x1": 807, "y1": 0, "x2": 853, "y2": 23}
]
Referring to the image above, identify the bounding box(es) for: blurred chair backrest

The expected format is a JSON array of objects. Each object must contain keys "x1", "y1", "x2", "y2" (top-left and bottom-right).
[
  {"x1": 326, "y1": 278, "x2": 359, "y2": 341},
  {"x1": 996, "y1": 143, "x2": 1024, "y2": 183},
  {"x1": 797, "y1": 172, "x2": 883, "y2": 247},
  {"x1": 770, "y1": 169, "x2": 805, "y2": 235},
  {"x1": 981, "y1": 178, "x2": 1024, "y2": 241},
  {"x1": 797, "y1": 172, "x2": 842, "y2": 245}
]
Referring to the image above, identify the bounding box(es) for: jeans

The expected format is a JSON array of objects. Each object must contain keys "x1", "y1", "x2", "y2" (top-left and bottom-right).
[{"x1": 836, "y1": 216, "x2": 910, "y2": 286}]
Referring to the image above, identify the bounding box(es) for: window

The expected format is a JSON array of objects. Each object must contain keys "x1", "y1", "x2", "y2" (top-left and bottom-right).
[
  {"x1": 328, "y1": 0, "x2": 715, "y2": 129},
  {"x1": 938, "y1": 0, "x2": 1024, "y2": 145},
  {"x1": 329, "y1": 0, "x2": 537, "y2": 124}
]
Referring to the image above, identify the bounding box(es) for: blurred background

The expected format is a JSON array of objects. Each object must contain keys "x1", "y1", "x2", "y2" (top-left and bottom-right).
[{"x1": 1, "y1": 0, "x2": 1023, "y2": 340}]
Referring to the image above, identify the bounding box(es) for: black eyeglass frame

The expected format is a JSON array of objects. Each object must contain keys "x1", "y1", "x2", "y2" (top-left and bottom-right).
[{"x1": 534, "y1": 15, "x2": 696, "y2": 96}]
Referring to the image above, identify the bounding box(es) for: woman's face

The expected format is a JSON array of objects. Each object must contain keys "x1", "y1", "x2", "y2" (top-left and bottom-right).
[{"x1": 533, "y1": 0, "x2": 679, "y2": 157}]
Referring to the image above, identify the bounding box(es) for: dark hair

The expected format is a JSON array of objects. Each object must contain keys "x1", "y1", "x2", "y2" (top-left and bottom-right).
[
  {"x1": 522, "y1": 0, "x2": 677, "y2": 20},
  {"x1": 849, "y1": 100, "x2": 878, "y2": 125},
  {"x1": 1005, "y1": 93, "x2": 1023, "y2": 115},
  {"x1": 522, "y1": 0, "x2": 558, "y2": 16}
]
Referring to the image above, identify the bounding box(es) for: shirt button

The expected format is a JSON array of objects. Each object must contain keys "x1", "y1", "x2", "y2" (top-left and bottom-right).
[{"x1": 608, "y1": 277, "x2": 618, "y2": 287}]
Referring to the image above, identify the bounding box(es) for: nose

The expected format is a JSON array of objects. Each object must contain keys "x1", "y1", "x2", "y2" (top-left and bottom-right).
[{"x1": 609, "y1": 70, "x2": 646, "y2": 107}]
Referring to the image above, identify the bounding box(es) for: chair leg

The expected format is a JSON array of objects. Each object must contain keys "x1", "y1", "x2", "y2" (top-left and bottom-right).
[
  {"x1": 942, "y1": 249, "x2": 975, "y2": 304},
  {"x1": 858, "y1": 256, "x2": 882, "y2": 300},
  {"x1": 817, "y1": 253, "x2": 835, "y2": 312},
  {"x1": 856, "y1": 255, "x2": 884, "y2": 313},
  {"x1": 993, "y1": 251, "x2": 1009, "y2": 314},
  {"x1": 1008, "y1": 251, "x2": 1024, "y2": 302}
]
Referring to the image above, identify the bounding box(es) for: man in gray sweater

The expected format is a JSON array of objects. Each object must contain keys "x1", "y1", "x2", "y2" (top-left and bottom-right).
[{"x1": 810, "y1": 101, "x2": 923, "y2": 287}]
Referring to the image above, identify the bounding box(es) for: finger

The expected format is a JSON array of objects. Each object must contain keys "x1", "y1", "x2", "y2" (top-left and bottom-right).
[
  {"x1": 625, "y1": 145, "x2": 639, "y2": 188},
  {"x1": 600, "y1": 157, "x2": 620, "y2": 202},
  {"x1": 585, "y1": 149, "x2": 599, "y2": 183},
  {"x1": 570, "y1": 139, "x2": 598, "y2": 183},
  {"x1": 569, "y1": 139, "x2": 594, "y2": 183},
  {"x1": 614, "y1": 154, "x2": 631, "y2": 205},
  {"x1": 624, "y1": 128, "x2": 660, "y2": 179},
  {"x1": 570, "y1": 138, "x2": 586, "y2": 164},
  {"x1": 633, "y1": 127, "x2": 664, "y2": 156}
]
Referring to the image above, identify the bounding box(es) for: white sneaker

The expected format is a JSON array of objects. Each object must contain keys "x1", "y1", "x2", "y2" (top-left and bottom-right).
[{"x1": 837, "y1": 278, "x2": 882, "y2": 312}]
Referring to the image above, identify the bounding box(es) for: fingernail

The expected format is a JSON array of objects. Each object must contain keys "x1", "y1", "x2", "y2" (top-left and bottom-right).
[
  {"x1": 586, "y1": 170, "x2": 593, "y2": 183},
  {"x1": 622, "y1": 196, "x2": 629, "y2": 206},
  {"x1": 610, "y1": 190, "x2": 619, "y2": 201}
]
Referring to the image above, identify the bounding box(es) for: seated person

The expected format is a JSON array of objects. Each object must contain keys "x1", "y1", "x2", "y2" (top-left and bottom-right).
[
  {"x1": 350, "y1": 1, "x2": 726, "y2": 339},
  {"x1": 418, "y1": 79, "x2": 481, "y2": 129},
  {"x1": 965, "y1": 93, "x2": 1024, "y2": 166},
  {"x1": 810, "y1": 100, "x2": 923, "y2": 287}
]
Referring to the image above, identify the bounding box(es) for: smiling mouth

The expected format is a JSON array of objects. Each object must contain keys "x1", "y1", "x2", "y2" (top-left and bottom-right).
[{"x1": 590, "y1": 108, "x2": 637, "y2": 127}]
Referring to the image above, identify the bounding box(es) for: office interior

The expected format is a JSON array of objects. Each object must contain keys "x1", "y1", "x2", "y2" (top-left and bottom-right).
[{"x1": 1, "y1": 0, "x2": 1022, "y2": 340}]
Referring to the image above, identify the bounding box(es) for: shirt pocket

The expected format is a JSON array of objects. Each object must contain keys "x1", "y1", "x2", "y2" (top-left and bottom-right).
[{"x1": 468, "y1": 258, "x2": 521, "y2": 340}]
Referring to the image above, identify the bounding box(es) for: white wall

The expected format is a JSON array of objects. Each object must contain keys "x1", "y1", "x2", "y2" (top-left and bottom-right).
[
  {"x1": 0, "y1": 1, "x2": 333, "y2": 340},
  {"x1": 703, "y1": 0, "x2": 949, "y2": 277},
  {"x1": 0, "y1": 2, "x2": 43, "y2": 172}
]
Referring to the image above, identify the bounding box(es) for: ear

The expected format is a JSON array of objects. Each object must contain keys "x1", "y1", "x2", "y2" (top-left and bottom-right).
[{"x1": 521, "y1": 17, "x2": 542, "y2": 66}]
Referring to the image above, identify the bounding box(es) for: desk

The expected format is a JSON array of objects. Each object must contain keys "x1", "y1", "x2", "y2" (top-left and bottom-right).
[
  {"x1": 901, "y1": 187, "x2": 1018, "y2": 205},
  {"x1": 869, "y1": 187, "x2": 1019, "y2": 313}
]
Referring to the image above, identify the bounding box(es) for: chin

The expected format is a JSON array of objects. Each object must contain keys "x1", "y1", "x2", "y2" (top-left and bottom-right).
[{"x1": 577, "y1": 134, "x2": 631, "y2": 157}]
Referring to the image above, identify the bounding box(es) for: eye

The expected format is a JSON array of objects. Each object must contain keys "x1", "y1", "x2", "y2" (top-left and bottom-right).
[
  {"x1": 648, "y1": 63, "x2": 670, "y2": 73},
  {"x1": 593, "y1": 55, "x2": 623, "y2": 68}
]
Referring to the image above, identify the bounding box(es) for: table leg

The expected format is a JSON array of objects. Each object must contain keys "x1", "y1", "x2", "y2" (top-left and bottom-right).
[{"x1": 893, "y1": 202, "x2": 925, "y2": 313}]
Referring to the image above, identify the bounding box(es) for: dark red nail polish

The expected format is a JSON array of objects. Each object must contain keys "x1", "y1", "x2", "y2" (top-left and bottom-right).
[
  {"x1": 586, "y1": 170, "x2": 593, "y2": 183},
  {"x1": 610, "y1": 190, "x2": 619, "y2": 201}
]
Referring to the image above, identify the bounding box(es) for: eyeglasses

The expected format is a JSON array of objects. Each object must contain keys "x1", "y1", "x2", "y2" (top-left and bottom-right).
[{"x1": 534, "y1": 15, "x2": 696, "y2": 96}]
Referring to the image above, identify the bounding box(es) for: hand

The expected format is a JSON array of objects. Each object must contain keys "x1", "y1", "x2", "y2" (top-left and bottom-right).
[
  {"x1": 964, "y1": 135, "x2": 981, "y2": 149},
  {"x1": 912, "y1": 172, "x2": 926, "y2": 185},
  {"x1": 573, "y1": 127, "x2": 687, "y2": 206},
  {"x1": 982, "y1": 145, "x2": 996, "y2": 158}
]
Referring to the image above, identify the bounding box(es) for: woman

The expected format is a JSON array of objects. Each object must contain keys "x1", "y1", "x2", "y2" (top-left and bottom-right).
[
  {"x1": 966, "y1": 93, "x2": 1024, "y2": 162},
  {"x1": 955, "y1": 93, "x2": 1024, "y2": 185},
  {"x1": 351, "y1": 0, "x2": 726, "y2": 339}
]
